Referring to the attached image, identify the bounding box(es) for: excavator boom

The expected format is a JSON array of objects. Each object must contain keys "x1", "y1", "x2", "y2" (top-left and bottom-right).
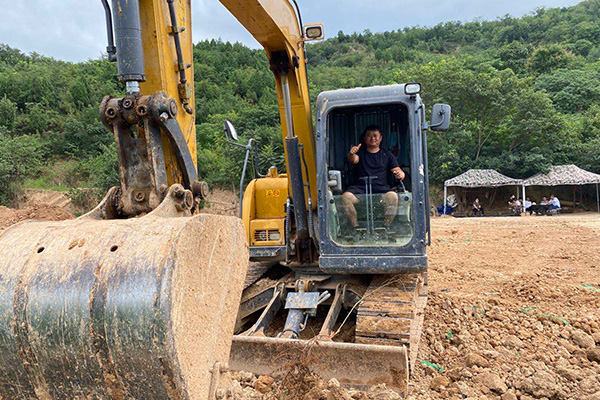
[
  {"x1": 221, "y1": 0, "x2": 450, "y2": 395},
  {"x1": 0, "y1": 1, "x2": 249, "y2": 399}
]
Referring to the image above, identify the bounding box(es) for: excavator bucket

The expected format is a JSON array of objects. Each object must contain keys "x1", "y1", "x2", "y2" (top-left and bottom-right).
[
  {"x1": 0, "y1": 187, "x2": 248, "y2": 400},
  {"x1": 229, "y1": 336, "x2": 409, "y2": 393}
]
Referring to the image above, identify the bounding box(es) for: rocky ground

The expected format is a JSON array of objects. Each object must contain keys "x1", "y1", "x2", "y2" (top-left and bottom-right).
[
  {"x1": 2, "y1": 195, "x2": 599, "y2": 400},
  {"x1": 411, "y1": 214, "x2": 600, "y2": 400},
  {"x1": 225, "y1": 213, "x2": 600, "y2": 400}
]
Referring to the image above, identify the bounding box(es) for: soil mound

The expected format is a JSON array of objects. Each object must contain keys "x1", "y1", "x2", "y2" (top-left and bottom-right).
[
  {"x1": 228, "y1": 368, "x2": 402, "y2": 399},
  {"x1": 0, "y1": 204, "x2": 74, "y2": 231}
]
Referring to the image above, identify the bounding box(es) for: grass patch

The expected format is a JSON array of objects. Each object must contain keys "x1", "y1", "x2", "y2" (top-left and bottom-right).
[{"x1": 23, "y1": 177, "x2": 71, "y2": 192}]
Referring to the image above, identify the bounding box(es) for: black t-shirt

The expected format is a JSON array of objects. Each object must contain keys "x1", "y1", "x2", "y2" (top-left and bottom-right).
[{"x1": 353, "y1": 147, "x2": 399, "y2": 189}]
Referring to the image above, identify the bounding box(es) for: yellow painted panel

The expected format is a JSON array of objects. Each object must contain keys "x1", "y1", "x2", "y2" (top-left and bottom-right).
[
  {"x1": 254, "y1": 177, "x2": 288, "y2": 219},
  {"x1": 139, "y1": 0, "x2": 196, "y2": 186}
]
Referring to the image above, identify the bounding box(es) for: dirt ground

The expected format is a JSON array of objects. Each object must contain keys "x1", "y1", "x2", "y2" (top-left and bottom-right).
[
  {"x1": 2, "y1": 193, "x2": 599, "y2": 399},
  {"x1": 225, "y1": 213, "x2": 600, "y2": 400},
  {"x1": 412, "y1": 213, "x2": 600, "y2": 400},
  {"x1": 0, "y1": 204, "x2": 73, "y2": 231}
]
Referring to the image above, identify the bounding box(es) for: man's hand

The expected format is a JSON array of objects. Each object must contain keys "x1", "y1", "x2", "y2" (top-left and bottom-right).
[
  {"x1": 349, "y1": 143, "x2": 361, "y2": 155},
  {"x1": 391, "y1": 167, "x2": 405, "y2": 180},
  {"x1": 347, "y1": 144, "x2": 361, "y2": 164}
]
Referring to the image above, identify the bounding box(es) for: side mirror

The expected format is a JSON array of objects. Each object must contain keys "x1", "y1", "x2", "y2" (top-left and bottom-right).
[
  {"x1": 430, "y1": 104, "x2": 451, "y2": 132},
  {"x1": 303, "y1": 23, "x2": 325, "y2": 41},
  {"x1": 224, "y1": 119, "x2": 239, "y2": 142}
]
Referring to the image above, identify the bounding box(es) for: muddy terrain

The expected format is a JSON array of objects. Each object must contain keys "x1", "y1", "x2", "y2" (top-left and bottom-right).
[{"x1": 1, "y1": 197, "x2": 599, "y2": 399}]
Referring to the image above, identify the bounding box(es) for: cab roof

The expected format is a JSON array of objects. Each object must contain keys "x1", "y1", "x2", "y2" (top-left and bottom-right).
[{"x1": 317, "y1": 84, "x2": 422, "y2": 106}]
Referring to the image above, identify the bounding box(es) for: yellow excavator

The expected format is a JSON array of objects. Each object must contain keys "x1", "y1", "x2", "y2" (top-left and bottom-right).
[
  {"x1": 220, "y1": 0, "x2": 450, "y2": 394},
  {"x1": 0, "y1": 0, "x2": 450, "y2": 398},
  {"x1": 0, "y1": 1, "x2": 249, "y2": 399}
]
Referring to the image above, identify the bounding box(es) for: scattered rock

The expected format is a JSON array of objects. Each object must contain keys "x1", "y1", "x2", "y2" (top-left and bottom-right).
[
  {"x1": 429, "y1": 375, "x2": 451, "y2": 392},
  {"x1": 501, "y1": 391, "x2": 518, "y2": 400},
  {"x1": 502, "y1": 335, "x2": 523, "y2": 349},
  {"x1": 253, "y1": 375, "x2": 274, "y2": 393},
  {"x1": 465, "y1": 352, "x2": 490, "y2": 368},
  {"x1": 584, "y1": 391, "x2": 600, "y2": 400},
  {"x1": 516, "y1": 370, "x2": 558, "y2": 398},
  {"x1": 557, "y1": 366, "x2": 581, "y2": 381},
  {"x1": 573, "y1": 330, "x2": 596, "y2": 349},
  {"x1": 474, "y1": 372, "x2": 507, "y2": 394},
  {"x1": 580, "y1": 376, "x2": 600, "y2": 395},
  {"x1": 587, "y1": 348, "x2": 600, "y2": 364},
  {"x1": 366, "y1": 384, "x2": 402, "y2": 400}
]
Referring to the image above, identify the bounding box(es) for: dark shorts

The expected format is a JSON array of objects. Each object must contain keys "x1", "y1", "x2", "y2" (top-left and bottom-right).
[{"x1": 345, "y1": 184, "x2": 392, "y2": 196}]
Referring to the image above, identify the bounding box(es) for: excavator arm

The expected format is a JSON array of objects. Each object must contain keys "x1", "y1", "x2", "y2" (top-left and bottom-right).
[
  {"x1": 0, "y1": 2, "x2": 249, "y2": 399},
  {"x1": 219, "y1": 1, "x2": 317, "y2": 196},
  {"x1": 220, "y1": 0, "x2": 320, "y2": 263},
  {"x1": 99, "y1": 0, "x2": 208, "y2": 217}
]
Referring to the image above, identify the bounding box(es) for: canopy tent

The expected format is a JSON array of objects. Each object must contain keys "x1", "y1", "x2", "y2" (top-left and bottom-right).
[
  {"x1": 443, "y1": 169, "x2": 523, "y2": 211},
  {"x1": 523, "y1": 165, "x2": 600, "y2": 212}
]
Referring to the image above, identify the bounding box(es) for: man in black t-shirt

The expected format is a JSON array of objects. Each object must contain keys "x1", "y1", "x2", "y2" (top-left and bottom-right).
[{"x1": 341, "y1": 125, "x2": 405, "y2": 229}]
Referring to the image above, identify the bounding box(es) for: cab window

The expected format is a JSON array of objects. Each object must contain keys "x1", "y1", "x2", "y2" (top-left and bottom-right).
[{"x1": 325, "y1": 104, "x2": 414, "y2": 247}]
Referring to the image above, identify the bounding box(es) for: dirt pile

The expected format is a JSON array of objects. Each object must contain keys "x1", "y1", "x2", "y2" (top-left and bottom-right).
[
  {"x1": 228, "y1": 368, "x2": 402, "y2": 399},
  {"x1": 0, "y1": 204, "x2": 74, "y2": 231},
  {"x1": 200, "y1": 188, "x2": 237, "y2": 216},
  {"x1": 409, "y1": 214, "x2": 600, "y2": 399},
  {"x1": 410, "y1": 290, "x2": 600, "y2": 399}
]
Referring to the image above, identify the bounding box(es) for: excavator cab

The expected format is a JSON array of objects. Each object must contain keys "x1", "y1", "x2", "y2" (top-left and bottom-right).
[{"x1": 316, "y1": 84, "x2": 435, "y2": 274}]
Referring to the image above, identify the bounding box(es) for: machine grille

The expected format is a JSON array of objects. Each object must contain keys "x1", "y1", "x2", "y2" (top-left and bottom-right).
[{"x1": 253, "y1": 230, "x2": 281, "y2": 242}]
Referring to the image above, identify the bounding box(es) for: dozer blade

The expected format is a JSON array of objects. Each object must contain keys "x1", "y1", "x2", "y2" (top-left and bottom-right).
[
  {"x1": 0, "y1": 194, "x2": 248, "y2": 400},
  {"x1": 230, "y1": 335, "x2": 409, "y2": 393}
]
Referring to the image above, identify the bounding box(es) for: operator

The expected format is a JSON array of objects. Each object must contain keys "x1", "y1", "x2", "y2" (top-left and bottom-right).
[{"x1": 341, "y1": 125, "x2": 405, "y2": 232}]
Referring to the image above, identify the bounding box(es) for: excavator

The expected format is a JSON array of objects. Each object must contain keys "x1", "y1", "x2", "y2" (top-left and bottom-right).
[
  {"x1": 220, "y1": 0, "x2": 450, "y2": 394},
  {"x1": 0, "y1": 0, "x2": 450, "y2": 399}
]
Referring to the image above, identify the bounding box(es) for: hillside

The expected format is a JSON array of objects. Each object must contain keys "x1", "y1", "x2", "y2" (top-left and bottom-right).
[{"x1": 1, "y1": 0, "x2": 600, "y2": 204}]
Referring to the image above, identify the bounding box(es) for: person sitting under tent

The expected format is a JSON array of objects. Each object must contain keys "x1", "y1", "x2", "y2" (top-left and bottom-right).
[
  {"x1": 472, "y1": 197, "x2": 484, "y2": 216},
  {"x1": 538, "y1": 197, "x2": 550, "y2": 215},
  {"x1": 548, "y1": 194, "x2": 561, "y2": 214},
  {"x1": 437, "y1": 194, "x2": 457, "y2": 216},
  {"x1": 524, "y1": 196, "x2": 536, "y2": 215}
]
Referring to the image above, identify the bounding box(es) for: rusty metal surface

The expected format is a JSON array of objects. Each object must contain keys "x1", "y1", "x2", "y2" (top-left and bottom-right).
[
  {"x1": 100, "y1": 92, "x2": 199, "y2": 218},
  {"x1": 355, "y1": 273, "x2": 427, "y2": 374},
  {"x1": 0, "y1": 194, "x2": 248, "y2": 400},
  {"x1": 229, "y1": 335, "x2": 408, "y2": 393}
]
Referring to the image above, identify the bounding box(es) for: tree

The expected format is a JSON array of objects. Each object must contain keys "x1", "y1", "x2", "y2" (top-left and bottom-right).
[
  {"x1": 528, "y1": 44, "x2": 575, "y2": 75},
  {"x1": 0, "y1": 96, "x2": 16, "y2": 132}
]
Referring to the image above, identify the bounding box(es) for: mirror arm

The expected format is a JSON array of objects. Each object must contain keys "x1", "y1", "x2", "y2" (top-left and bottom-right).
[
  {"x1": 226, "y1": 137, "x2": 247, "y2": 148},
  {"x1": 425, "y1": 110, "x2": 447, "y2": 130}
]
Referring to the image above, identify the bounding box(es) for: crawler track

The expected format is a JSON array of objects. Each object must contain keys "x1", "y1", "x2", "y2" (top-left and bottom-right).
[{"x1": 355, "y1": 273, "x2": 428, "y2": 372}]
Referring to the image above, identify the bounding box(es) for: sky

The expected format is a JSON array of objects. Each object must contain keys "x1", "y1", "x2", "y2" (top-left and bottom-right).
[{"x1": 0, "y1": 0, "x2": 584, "y2": 62}]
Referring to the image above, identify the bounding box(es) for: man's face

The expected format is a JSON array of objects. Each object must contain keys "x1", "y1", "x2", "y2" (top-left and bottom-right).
[{"x1": 365, "y1": 130, "x2": 382, "y2": 147}]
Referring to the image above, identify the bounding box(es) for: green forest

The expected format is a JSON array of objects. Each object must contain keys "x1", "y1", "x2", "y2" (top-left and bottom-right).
[{"x1": 1, "y1": 0, "x2": 600, "y2": 206}]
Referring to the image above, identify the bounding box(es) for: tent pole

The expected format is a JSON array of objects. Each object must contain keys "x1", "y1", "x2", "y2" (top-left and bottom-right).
[
  {"x1": 596, "y1": 183, "x2": 599, "y2": 213},
  {"x1": 522, "y1": 184, "x2": 526, "y2": 215},
  {"x1": 443, "y1": 185, "x2": 447, "y2": 215}
]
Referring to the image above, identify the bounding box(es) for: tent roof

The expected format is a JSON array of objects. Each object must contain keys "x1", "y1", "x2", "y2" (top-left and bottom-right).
[
  {"x1": 445, "y1": 169, "x2": 523, "y2": 188},
  {"x1": 524, "y1": 165, "x2": 600, "y2": 187}
]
